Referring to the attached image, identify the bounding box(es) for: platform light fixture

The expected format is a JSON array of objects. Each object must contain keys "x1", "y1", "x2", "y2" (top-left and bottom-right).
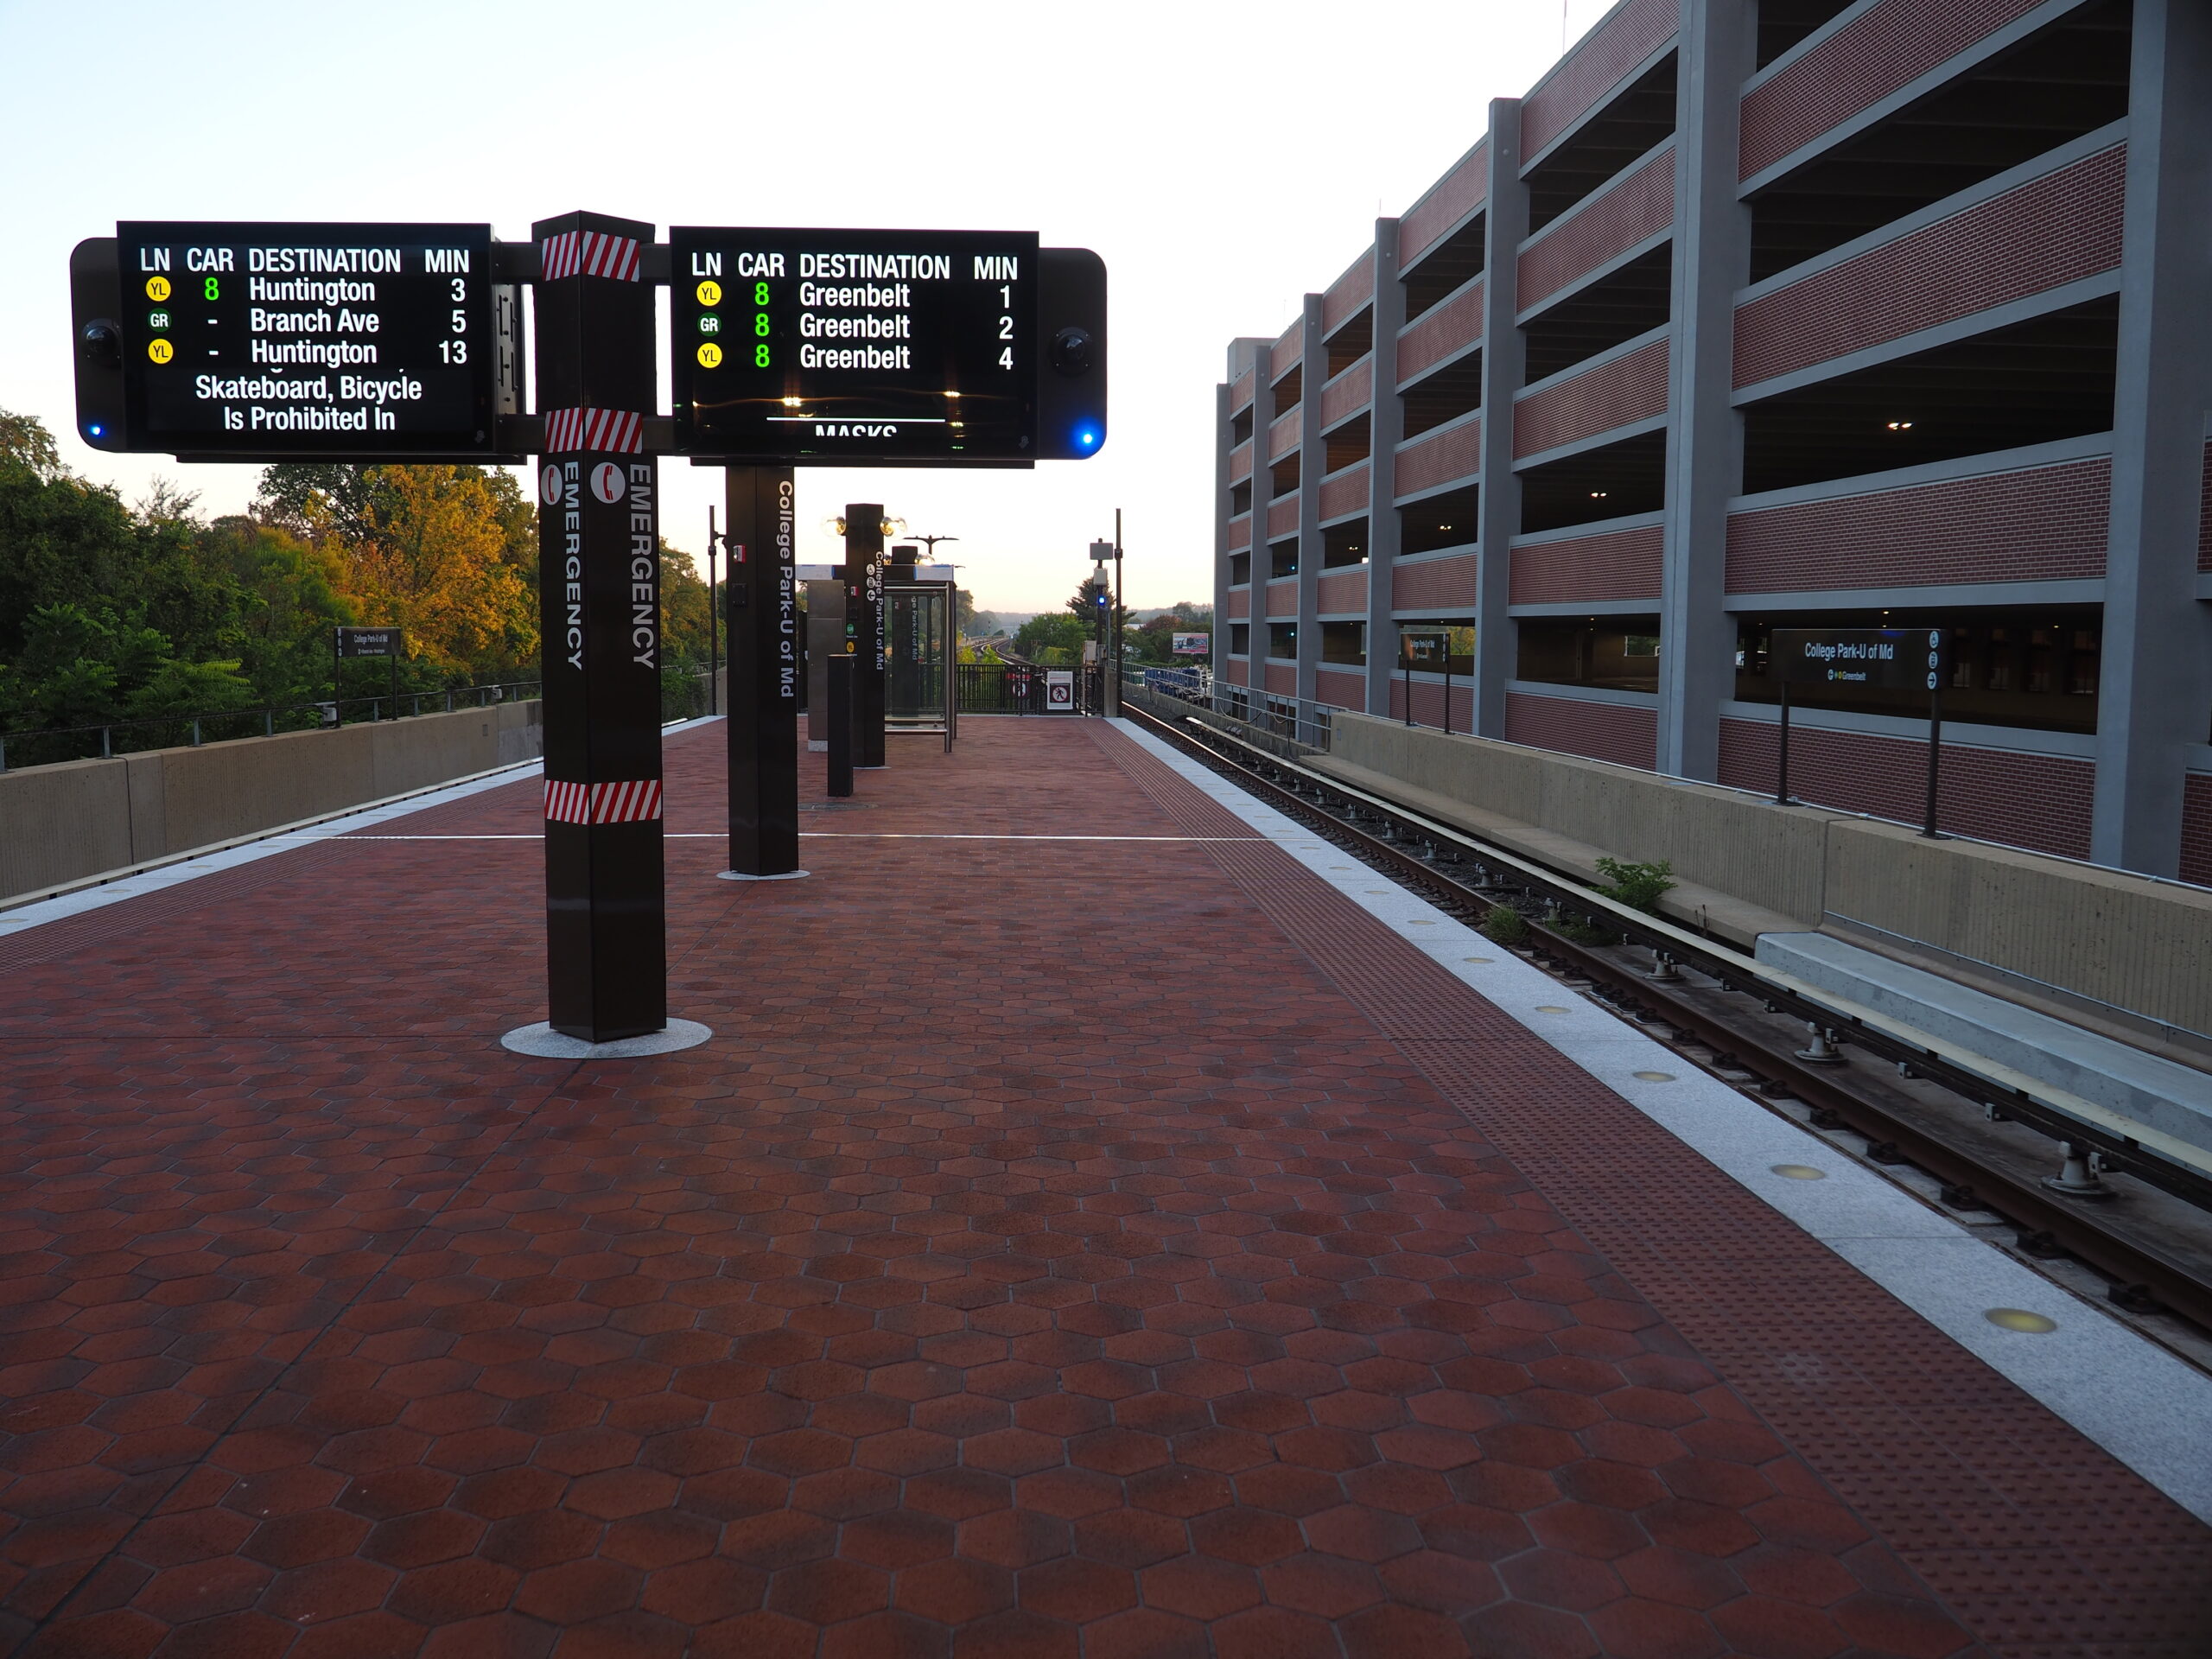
[{"x1": 1886, "y1": 419, "x2": 1915, "y2": 431}]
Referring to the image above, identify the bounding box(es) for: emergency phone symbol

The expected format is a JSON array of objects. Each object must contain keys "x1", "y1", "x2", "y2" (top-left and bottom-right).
[
  {"x1": 539, "y1": 464, "x2": 562, "y2": 505},
  {"x1": 590, "y1": 463, "x2": 626, "y2": 505}
]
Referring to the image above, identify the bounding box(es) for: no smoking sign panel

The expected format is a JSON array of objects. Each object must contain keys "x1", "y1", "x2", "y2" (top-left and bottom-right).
[{"x1": 590, "y1": 462, "x2": 626, "y2": 505}]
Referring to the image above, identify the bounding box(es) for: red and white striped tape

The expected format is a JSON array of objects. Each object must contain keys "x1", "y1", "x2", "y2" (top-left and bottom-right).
[
  {"x1": 538, "y1": 230, "x2": 642, "y2": 283},
  {"x1": 543, "y1": 779, "x2": 663, "y2": 825},
  {"x1": 542, "y1": 407, "x2": 644, "y2": 454}
]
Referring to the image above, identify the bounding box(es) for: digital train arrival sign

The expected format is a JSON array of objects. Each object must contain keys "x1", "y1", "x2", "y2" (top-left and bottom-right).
[
  {"x1": 670, "y1": 228, "x2": 1044, "y2": 465},
  {"x1": 83, "y1": 222, "x2": 509, "y2": 459}
]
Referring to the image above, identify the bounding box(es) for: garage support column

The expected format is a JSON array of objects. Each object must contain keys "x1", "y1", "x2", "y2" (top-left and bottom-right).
[
  {"x1": 1473, "y1": 99, "x2": 1528, "y2": 741},
  {"x1": 1655, "y1": 0, "x2": 1753, "y2": 779},
  {"x1": 1364, "y1": 219, "x2": 1407, "y2": 718},
  {"x1": 2090, "y1": 0, "x2": 2212, "y2": 875},
  {"x1": 1295, "y1": 294, "x2": 1325, "y2": 712}
]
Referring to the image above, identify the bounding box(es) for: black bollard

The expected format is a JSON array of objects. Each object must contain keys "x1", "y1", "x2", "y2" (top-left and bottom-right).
[{"x1": 827, "y1": 654, "x2": 855, "y2": 798}]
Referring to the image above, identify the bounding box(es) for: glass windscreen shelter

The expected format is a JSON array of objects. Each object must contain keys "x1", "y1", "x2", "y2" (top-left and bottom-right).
[{"x1": 886, "y1": 576, "x2": 957, "y2": 750}]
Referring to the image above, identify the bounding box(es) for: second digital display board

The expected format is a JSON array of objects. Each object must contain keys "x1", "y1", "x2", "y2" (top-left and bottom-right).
[{"x1": 670, "y1": 227, "x2": 1039, "y2": 463}]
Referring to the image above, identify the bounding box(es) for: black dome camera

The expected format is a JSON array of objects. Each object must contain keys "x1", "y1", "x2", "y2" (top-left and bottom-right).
[
  {"x1": 1051, "y1": 326, "x2": 1093, "y2": 377},
  {"x1": 79, "y1": 320, "x2": 122, "y2": 368}
]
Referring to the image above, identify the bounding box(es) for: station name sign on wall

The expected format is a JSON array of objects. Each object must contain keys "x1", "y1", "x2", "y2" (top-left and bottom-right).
[
  {"x1": 670, "y1": 228, "x2": 1040, "y2": 464},
  {"x1": 1771, "y1": 628, "x2": 1940, "y2": 691},
  {"x1": 92, "y1": 223, "x2": 509, "y2": 460}
]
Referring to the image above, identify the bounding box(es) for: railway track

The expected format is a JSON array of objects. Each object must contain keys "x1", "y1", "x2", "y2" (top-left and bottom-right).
[{"x1": 1120, "y1": 696, "x2": 2212, "y2": 1349}]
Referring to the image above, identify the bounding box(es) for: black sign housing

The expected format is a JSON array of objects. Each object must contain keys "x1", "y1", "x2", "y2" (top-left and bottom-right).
[
  {"x1": 1771, "y1": 628, "x2": 1937, "y2": 690},
  {"x1": 335, "y1": 627, "x2": 402, "y2": 659},
  {"x1": 106, "y1": 222, "x2": 503, "y2": 459},
  {"x1": 671, "y1": 228, "x2": 1039, "y2": 464}
]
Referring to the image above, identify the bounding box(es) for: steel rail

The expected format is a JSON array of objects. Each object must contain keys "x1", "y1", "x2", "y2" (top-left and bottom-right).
[{"x1": 1120, "y1": 696, "x2": 2212, "y2": 1334}]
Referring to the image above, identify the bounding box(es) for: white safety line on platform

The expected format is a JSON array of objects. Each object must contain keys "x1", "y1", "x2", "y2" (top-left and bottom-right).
[
  {"x1": 1107, "y1": 717, "x2": 2212, "y2": 1526},
  {"x1": 335, "y1": 832, "x2": 1269, "y2": 842}
]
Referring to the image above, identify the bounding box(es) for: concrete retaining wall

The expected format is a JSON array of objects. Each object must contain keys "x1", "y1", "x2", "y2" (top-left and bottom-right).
[
  {"x1": 0, "y1": 701, "x2": 543, "y2": 904},
  {"x1": 1325, "y1": 712, "x2": 2212, "y2": 1042},
  {"x1": 1329, "y1": 713, "x2": 1837, "y2": 926}
]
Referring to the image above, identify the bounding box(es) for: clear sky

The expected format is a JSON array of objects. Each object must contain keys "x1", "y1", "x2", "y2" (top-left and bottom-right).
[{"x1": 0, "y1": 0, "x2": 1612, "y2": 614}]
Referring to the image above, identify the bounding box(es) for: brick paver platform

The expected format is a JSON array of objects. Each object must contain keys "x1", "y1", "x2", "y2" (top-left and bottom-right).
[{"x1": 2, "y1": 718, "x2": 2205, "y2": 1658}]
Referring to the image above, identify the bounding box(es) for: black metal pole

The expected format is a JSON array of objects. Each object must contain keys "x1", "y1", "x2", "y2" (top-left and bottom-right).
[
  {"x1": 1442, "y1": 649, "x2": 1452, "y2": 736},
  {"x1": 826, "y1": 654, "x2": 855, "y2": 798},
  {"x1": 532, "y1": 208, "x2": 665, "y2": 1043},
  {"x1": 707, "y1": 505, "x2": 720, "y2": 719},
  {"x1": 332, "y1": 628, "x2": 341, "y2": 728},
  {"x1": 1402, "y1": 649, "x2": 1412, "y2": 728},
  {"x1": 1113, "y1": 508, "x2": 1124, "y2": 718},
  {"x1": 725, "y1": 465, "x2": 800, "y2": 877},
  {"x1": 1922, "y1": 628, "x2": 1944, "y2": 839},
  {"x1": 1776, "y1": 679, "x2": 1791, "y2": 805}
]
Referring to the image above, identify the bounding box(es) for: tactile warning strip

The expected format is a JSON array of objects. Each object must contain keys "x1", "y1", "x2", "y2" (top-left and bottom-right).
[{"x1": 1091, "y1": 721, "x2": 2212, "y2": 1654}]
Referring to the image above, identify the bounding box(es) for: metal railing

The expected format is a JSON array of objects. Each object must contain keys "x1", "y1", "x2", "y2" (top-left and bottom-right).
[
  {"x1": 0, "y1": 680, "x2": 542, "y2": 774},
  {"x1": 1209, "y1": 683, "x2": 1336, "y2": 751}
]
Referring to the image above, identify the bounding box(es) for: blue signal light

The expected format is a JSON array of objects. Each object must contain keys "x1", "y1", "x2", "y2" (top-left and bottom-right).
[
  {"x1": 86, "y1": 423, "x2": 104, "y2": 438},
  {"x1": 1075, "y1": 423, "x2": 1101, "y2": 451}
]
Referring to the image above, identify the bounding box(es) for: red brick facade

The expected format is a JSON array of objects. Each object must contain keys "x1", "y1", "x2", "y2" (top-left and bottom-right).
[
  {"x1": 1229, "y1": 440, "x2": 1252, "y2": 485},
  {"x1": 1230, "y1": 367, "x2": 1255, "y2": 412},
  {"x1": 1740, "y1": 0, "x2": 2044, "y2": 180},
  {"x1": 1733, "y1": 145, "x2": 2126, "y2": 389},
  {"x1": 1270, "y1": 326, "x2": 1301, "y2": 378},
  {"x1": 1395, "y1": 419, "x2": 1482, "y2": 498},
  {"x1": 1265, "y1": 579, "x2": 1299, "y2": 618},
  {"x1": 1317, "y1": 569, "x2": 1368, "y2": 614},
  {"x1": 1510, "y1": 522, "x2": 1666, "y2": 605},
  {"x1": 1388, "y1": 677, "x2": 1477, "y2": 731},
  {"x1": 1313, "y1": 666, "x2": 1367, "y2": 710},
  {"x1": 1398, "y1": 141, "x2": 1488, "y2": 268},
  {"x1": 1319, "y1": 358, "x2": 1374, "y2": 429},
  {"x1": 1517, "y1": 143, "x2": 1675, "y2": 311},
  {"x1": 1505, "y1": 690, "x2": 1657, "y2": 769},
  {"x1": 1392, "y1": 551, "x2": 1481, "y2": 610},
  {"x1": 1228, "y1": 515, "x2": 1251, "y2": 551},
  {"x1": 1225, "y1": 588, "x2": 1250, "y2": 620},
  {"x1": 1522, "y1": 0, "x2": 1679, "y2": 157},
  {"x1": 1718, "y1": 718, "x2": 2096, "y2": 859},
  {"x1": 1319, "y1": 463, "x2": 1370, "y2": 522},
  {"x1": 1512, "y1": 338, "x2": 1669, "y2": 460},
  {"x1": 1266, "y1": 497, "x2": 1299, "y2": 539},
  {"x1": 1322, "y1": 255, "x2": 1375, "y2": 334},
  {"x1": 1264, "y1": 662, "x2": 1297, "y2": 695},
  {"x1": 2199, "y1": 442, "x2": 2212, "y2": 572},
  {"x1": 1223, "y1": 656, "x2": 1249, "y2": 686},
  {"x1": 1268, "y1": 404, "x2": 1301, "y2": 461},
  {"x1": 1396, "y1": 281, "x2": 1484, "y2": 384},
  {"x1": 1726, "y1": 455, "x2": 2111, "y2": 594},
  {"x1": 2183, "y1": 773, "x2": 2212, "y2": 888}
]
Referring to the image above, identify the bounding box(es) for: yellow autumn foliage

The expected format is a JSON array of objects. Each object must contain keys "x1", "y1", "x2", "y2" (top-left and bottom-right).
[{"x1": 320, "y1": 466, "x2": 538, "y2": 675}]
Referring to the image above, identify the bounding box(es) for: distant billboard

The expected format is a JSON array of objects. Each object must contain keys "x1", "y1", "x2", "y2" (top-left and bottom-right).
[{"x1": 1172, "y1": 632, "x2": 1210, "y2": 656}]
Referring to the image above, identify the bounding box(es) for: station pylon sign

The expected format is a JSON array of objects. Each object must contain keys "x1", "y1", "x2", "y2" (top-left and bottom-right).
[{"x1": 531, "y1": 211, "x2": 667, "y2": 1042}]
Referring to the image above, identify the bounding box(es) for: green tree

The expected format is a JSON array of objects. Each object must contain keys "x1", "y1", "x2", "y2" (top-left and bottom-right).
[
  {"x1": 0, "y1": 408, "x2": 258, "y2": 735},
  {"x1": 1012, "y1": 611, "x2": 1090, "y2": 664}
]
